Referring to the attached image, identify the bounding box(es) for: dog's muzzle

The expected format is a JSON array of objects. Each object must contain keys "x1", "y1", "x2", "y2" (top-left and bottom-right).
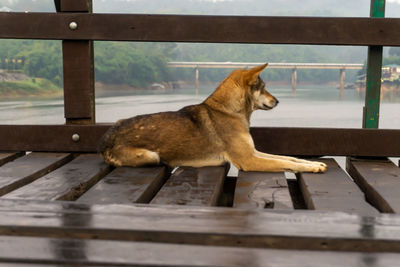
[{"x1": 262, "y1": 97, "x2": 279, "y2": 110}]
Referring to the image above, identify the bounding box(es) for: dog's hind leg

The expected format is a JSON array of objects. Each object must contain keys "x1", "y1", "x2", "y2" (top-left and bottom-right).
[{"x1": 103, "y1": 145, "x2": 160, "y2": 167}]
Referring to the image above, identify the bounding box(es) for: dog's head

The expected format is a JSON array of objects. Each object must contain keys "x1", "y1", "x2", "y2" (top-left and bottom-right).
[
  {"x1": 206, "y1": 63, "x2": 279, "y2": 116},
  {"x1": 241, "y1": 63, "x2": 279, "y2": 111}
]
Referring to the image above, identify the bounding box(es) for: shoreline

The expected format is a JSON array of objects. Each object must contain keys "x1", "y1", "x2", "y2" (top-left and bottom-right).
[{"x1": 0, "y1": 80, "x2": 368, "y2": 100}]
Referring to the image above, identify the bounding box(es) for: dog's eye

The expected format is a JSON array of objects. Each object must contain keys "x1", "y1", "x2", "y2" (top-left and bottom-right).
[
  {"x1": 256, "y1": 82, "x2": 265, "y2": 91},
  {"x1": 250, "y1": 78, "x2": 263, "y2": 92},
  {"x1": 250, "y1": 84, "x2": 260, "y2": 92}
]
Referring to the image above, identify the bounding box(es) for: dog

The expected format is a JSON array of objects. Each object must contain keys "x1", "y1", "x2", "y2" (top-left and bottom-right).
[{"x1": 99, "y1": 63, "x2": 327, "y2": 173}]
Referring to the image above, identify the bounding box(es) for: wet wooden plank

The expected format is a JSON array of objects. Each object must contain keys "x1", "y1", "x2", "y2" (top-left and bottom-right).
[
  {"x1": 297, "y1": 158, "x2": 378, "y2": 215},
  {"x1": 3, "y1": 154, "x2": 110, "y2": 201},
  {"x1": 151, "y1": 164, "x2": 229, "y2": 206},
  {"x1": 77, "y1": 166, "x2": 168, "y2": 204},
  {"x1": 1, "y1": 199, "x2": 400, "y2": 252},
  {"x1": 2, "y1": 13, "x2": 400, "y2": 46},
  {"x1": 346, "y1": 158, "x2": 400, "y2": 213},
  {"x1": 2, "y1": 236, "x2": 400, "y2": 267},
  {"x1": 0, "y1": 153, "x2": 73, "y2": 196},
  {"x1": 233, "y1": 171, "x2": 293, "y2": 209},
  {"x1": 0, "y1": 152, "x2": 24, "y2": 167}
]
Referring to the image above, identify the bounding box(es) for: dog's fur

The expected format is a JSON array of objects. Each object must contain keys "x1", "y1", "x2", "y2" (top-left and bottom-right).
[{"x1": 99, "y1": 64, "x2": 327, "y2": 173}]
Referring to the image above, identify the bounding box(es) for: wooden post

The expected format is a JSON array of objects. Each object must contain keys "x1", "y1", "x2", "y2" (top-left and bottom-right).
[
  {"x1": 363, "y1": 0, "x2": 385, "y2": 128},
  {"x1": 57, "y1": 0, "x2": 95, "y2": 125},
  {"x1": 291, "y1": 68, "x2": 297, "y2": 94},
  {"x1": 340, "y1": 68, "x2": 345, "y2": 100},
  {"x1": 195, "y1": 67, "x2": 199, "y2": 96}
]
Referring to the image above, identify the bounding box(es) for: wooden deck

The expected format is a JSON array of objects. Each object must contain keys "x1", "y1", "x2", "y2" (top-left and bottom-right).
[
  {"x1": 1, "y1": 151, "x2": 400, "y2": 266},
  {"x1": 2, "y1": 0, "x2": 400, "y2": 265}
]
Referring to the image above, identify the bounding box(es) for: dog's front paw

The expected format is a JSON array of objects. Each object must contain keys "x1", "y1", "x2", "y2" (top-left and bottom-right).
[{"x1": 310, "y1": 161, "x2": 327, "y2": 173}]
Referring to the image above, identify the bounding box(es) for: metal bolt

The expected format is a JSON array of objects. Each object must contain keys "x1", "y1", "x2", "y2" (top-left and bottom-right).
[
  {"x1": 69, "y1": 22, "x2": 78, "y2": 30},
  {"x1": 72, "y1": 134, "x2": 80, "y2": 142}
]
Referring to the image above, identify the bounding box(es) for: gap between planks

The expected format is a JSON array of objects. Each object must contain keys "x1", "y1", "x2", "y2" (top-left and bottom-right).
[{"x1": 234, "y1": 171, "x2": 293, "y2": 209}]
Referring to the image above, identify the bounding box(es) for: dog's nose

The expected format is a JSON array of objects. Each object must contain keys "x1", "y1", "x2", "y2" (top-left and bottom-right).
[{"x1": 275, "y1": 99, "x2": 279, "y2": 105}]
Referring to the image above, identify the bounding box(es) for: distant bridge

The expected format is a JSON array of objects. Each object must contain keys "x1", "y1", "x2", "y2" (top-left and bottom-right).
[{"x1": 168, "y1": 62, "x2": 364, "y2": 97}]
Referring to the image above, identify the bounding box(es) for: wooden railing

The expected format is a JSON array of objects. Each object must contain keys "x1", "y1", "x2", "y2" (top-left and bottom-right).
[{"x1": 0, "y1": 0, "x2": 399, "y2": 157}]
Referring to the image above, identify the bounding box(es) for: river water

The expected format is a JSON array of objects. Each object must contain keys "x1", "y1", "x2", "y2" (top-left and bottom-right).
[{"x1": 1, "y1": 85, "x2": 400, "y2": 129}]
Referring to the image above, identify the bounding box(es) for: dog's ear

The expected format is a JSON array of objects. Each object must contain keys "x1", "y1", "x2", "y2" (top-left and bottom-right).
[{"x1": 244, "y1": 63, "x2": 268, "y2": 85}]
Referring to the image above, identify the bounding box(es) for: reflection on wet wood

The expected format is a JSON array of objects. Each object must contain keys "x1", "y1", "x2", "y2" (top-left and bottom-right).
[
  {"x1": 2, "y1": 235, "x2": 400, "y2": 267},
  {"x1": 77, "y1": 166, "x2": 169, "y2": 204},
  {"x1": 0, "y1": 264, "x2": 56, "y2": 267},
  {"x1": 0, "y1": 199, "x2": 399, "y2": 252},
  {"x1": 0, "y1": 152, "x2": 25, "y2": 167},
  {"x1": 234, "y1": 171, "x2": 293, "y2": 209},
  {"x1": 347, "y1": 158, "x2": 400, "y2": 213},
  {"x1": 3, "y1": 154, "x2": 111, "y2": 201},
  {"x1": 0, "y1": 153, "x2": 74, "y2": 196},
  {"x1": 298, "y1": 158, "x2": 378, "y2": 215},
  {"x1": 151, "y1": 164, "x2": 229, "y2": 206}
]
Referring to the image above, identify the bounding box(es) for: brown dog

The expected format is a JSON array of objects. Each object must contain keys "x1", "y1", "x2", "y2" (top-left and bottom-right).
[{"x1": 99, "y1": 64, "x2": 327, "y2": 173}]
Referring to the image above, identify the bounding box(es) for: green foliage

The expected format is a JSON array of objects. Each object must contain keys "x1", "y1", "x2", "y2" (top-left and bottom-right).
[
  {"x1": 94, "y1": 42, "x2": 173, "y2": 87},
  {"x1": 0, "y1": 40, "x2": 174, "y2": 88},
  {"x1": 0, "y1": 40, "x2": 63, "y2": 86}
]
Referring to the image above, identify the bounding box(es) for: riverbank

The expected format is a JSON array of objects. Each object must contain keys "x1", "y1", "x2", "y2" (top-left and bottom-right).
[
  {"x1": 0, "y1": 78, "x2": 62, "y2": 99},
  {"x1": 0, "y1": 76, "x2": 362, "y2": 99},
  {"x1": 0, "y1": 70, "x2": 62, "y2": 99}
]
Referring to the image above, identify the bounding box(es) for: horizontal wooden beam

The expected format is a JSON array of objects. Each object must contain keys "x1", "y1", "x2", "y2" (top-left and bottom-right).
[
  {"x1": 0, "y1": 125, "x2": 399, "y2": 157},
  {"x1": 0, "y1": 13, "x2": 400, "y2": 46},
  {"x1": 251, "y1": 127, "x2": 400, "y2": 157},
  {"x1": 0, "y1": 125, "x2": 110, "y2": 153}
]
